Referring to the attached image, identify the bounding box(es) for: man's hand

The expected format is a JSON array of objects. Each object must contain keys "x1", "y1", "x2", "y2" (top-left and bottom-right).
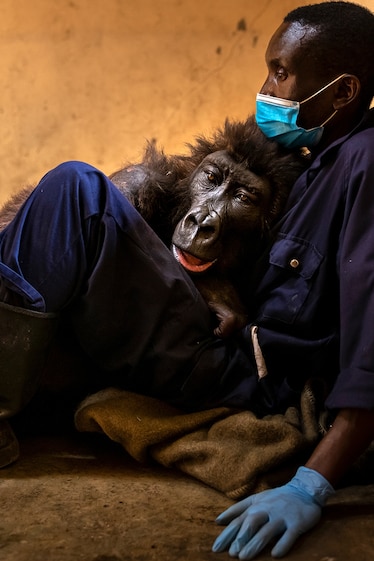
[{"x1": 212, "y1": 467, "x2": 335, "y2": 559}]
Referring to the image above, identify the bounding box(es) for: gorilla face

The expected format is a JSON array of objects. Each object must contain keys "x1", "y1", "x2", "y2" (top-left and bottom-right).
[{"x1": 171, "y1": 150, "x2": 272, "y2": 275}]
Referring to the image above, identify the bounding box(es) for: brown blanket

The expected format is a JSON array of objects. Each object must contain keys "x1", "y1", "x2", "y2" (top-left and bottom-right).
[{"x1": 74, "y1": 383, "x2": 323, "y2": 499}]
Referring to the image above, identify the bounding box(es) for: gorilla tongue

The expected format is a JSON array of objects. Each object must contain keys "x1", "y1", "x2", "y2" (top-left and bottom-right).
[{"x1": 172, "y1": 245, "x2": 216, "y2": 273}]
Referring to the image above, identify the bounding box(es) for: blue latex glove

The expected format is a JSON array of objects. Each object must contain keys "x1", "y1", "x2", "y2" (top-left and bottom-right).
[{"x1": 212, "y1": 467, "x2": 335, "y2": 559}]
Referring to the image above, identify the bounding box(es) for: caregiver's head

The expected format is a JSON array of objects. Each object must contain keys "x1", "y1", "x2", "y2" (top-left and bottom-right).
[{"x1": 256, "y1": 2, "x2": 374, "y2": 151}]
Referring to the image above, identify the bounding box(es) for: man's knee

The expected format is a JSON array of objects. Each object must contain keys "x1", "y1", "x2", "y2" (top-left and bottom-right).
[{"x1": 34, "y1": 160, "x2": 114, "y2": 219}]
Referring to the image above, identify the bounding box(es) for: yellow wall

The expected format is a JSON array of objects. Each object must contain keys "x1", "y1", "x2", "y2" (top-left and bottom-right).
[{"x1": 1, "y1": 0, "x2": 373, "y2": 203}]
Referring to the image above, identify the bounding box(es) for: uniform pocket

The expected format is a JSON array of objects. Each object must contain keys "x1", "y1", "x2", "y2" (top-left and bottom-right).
[{"x1": 259, "y1": 234, "x2": 323, "y2": 325}]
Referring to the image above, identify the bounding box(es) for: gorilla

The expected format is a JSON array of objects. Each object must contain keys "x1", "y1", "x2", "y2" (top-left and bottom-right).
[
  {"x1": 110, "y1": 115, "x2": 307, "y2": 336},
  {"x1": 0, "y1": 115, "x2": 307, "y2": 338}
]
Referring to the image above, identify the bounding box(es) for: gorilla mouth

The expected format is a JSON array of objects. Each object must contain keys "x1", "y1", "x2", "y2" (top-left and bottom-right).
[{"x1": 172, "y1": 245, "x2": 217, "y2": 273}]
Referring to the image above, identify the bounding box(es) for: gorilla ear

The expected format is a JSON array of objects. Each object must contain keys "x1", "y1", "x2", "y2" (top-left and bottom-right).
[{"x1": 333, "y1": 74, "x2": 361, "y2": 109}]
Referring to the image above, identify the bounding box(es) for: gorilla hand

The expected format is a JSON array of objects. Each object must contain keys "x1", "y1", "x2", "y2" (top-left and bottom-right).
[
  {"x1": 207, "y1": 300, "x2": 248, "y2": 338},
  {"x1": 193, "y1": 276, "x2": 248, "y2": 338}
]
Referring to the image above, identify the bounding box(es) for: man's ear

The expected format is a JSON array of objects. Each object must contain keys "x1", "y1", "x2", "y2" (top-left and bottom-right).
[{"x1": 333, "y1": 74, "x2": 361, "y2": 109}]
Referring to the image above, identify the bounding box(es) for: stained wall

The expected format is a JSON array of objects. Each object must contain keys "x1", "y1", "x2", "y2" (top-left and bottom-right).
[{"x1": 0, "y1": 0, "x2": 373, "y2": 203}]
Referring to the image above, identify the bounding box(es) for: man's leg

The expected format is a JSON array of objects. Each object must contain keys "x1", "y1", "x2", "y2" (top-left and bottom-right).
[{"x1": 0, "y1": 161, "x2": 257, "y2": 411}]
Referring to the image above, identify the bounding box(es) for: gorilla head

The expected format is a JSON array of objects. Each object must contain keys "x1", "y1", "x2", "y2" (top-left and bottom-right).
[
  {"x1": 171, "y1": 149, "x2": 274, "y2": 275},
  {"x1": 110, "y1": 116, "x2": 308, "y2": 336}
]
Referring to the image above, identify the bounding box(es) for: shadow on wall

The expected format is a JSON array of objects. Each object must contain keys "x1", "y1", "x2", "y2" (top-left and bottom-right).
[{"x1": 0, "y1": 0, "x2": 373, "y2": 202}]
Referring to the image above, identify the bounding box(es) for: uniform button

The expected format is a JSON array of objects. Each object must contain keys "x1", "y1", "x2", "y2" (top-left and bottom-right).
[{"x1": 289, "y1": 258, "x2": 300, "y2": 269}]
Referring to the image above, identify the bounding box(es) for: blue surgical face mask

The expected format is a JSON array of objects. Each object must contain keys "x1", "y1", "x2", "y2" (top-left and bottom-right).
[{"x1": 255, "y1": 74, "x2": 347, "y2": 149}]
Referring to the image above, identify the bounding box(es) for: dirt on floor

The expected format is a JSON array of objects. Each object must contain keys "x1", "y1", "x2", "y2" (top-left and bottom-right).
[{"x1": 1, "y1": 431, "x2": 374, "y2": 561}]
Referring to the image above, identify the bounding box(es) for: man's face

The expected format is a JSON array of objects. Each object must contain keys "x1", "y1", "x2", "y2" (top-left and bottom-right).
[{"x1": 259, "y1": 22, "x2": 334, "y2": 130}]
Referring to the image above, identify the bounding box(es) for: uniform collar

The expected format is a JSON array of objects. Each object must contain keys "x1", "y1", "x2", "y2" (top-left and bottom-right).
[
  {"x1": 309, "y1": 108, "x2": 374, "y2": 170},
  {"x1": 283, "y1": 109, "x2": 373, "y2": 210}
]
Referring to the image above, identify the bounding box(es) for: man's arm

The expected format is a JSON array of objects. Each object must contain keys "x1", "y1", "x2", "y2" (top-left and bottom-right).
[
  {"x1": 306, "y1": 407, "x2": 374, "y2": 486},
  {"x1": 212, "y1": 407, "x2": 374, "y2": 560}
]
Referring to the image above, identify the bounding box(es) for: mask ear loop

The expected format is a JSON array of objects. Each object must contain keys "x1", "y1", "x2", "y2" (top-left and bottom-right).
[
  {"x1": 320, "y1": 109, "x2": 338, "y2": 127},
  {"x1": 300, "y1": 73, "x2": 349, "y2": 105},
  {"x1": 299, "y1": 74, "x2": 348, "y2": 129}
]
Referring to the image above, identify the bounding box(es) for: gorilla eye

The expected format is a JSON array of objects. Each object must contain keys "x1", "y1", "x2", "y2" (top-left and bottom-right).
[
  {"x1": 234, "y1": 188, "x2": 260, "y2": 205},
  {"x1": 206, "y1": 171, "x2": 216, "y2": 183}
]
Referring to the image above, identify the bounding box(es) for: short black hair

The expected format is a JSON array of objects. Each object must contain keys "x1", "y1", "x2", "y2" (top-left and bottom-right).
[{"x1": 284, "y1": 2, "x2": 374, "y2": 109}]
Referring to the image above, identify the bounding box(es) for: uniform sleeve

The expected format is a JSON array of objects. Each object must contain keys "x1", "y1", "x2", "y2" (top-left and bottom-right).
[{"x1": 326, "y1": 129, "x2": 374, "y2": 410}]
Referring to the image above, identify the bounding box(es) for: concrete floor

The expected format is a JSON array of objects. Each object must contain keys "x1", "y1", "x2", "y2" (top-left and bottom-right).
[{"x1": 1, "y1": 428, "x2": 373, "y2": 561}]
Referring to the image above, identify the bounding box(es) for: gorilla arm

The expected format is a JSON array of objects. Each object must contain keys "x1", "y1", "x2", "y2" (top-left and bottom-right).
[{"x1": 193, "y1": 275, "x2": 248, "y2": 338}]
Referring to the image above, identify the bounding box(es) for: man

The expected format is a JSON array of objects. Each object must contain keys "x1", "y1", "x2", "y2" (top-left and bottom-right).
[
  {"x1": 212, "y1": 2, "x2": 374, "y2": 558},
  {"x1": 0, "y1": 1, "x2": 373, "y2": 559}
]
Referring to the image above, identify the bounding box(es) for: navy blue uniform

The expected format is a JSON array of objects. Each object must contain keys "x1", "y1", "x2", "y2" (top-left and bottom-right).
[
  {"x1": 253, "y1": 109, "x2": 374, "y2": 411},
  {"x1": 0, "y1": 161, "x2": 257, "y2": 411},
  {"x1": 0, "y1": 109, "x2": 373, "y2": 414}
]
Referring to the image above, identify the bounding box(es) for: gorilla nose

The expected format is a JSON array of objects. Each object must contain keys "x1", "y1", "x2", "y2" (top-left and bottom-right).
[
  {"x1": 172, "y1": 207, "x2": 222, "y2": 256},
  {"x1": 186, "y1": 209, "x2": 219, "y2": 238}
]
